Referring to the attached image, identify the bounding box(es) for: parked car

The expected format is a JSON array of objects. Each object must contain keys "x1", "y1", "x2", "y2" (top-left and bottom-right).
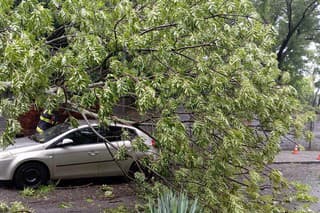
[{"x1": 0, "y1": 120, "x2": 157, "y2": 189}]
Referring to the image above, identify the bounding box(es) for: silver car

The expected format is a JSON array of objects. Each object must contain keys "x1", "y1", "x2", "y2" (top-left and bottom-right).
[{"x1": 0, "y1": 121, "x2": 157, "y2": 188}]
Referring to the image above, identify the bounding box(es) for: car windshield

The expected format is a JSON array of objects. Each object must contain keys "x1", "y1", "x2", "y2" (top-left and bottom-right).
[{"x1": 31, "y1": 123, "x2": 72, "y2": 143}]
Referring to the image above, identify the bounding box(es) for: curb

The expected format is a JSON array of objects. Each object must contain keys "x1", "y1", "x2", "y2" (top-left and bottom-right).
[{"x1": 272, "y1": 161, "x2": 320, "y2": 164}]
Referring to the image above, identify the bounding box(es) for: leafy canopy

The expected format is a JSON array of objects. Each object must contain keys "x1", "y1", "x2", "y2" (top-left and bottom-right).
[
  {"x1": 253, "y1": 0, "x2": 320, "y2": 102},
  {"x1": 0, "y1": 0, "x2": 314, "y2": 211}
]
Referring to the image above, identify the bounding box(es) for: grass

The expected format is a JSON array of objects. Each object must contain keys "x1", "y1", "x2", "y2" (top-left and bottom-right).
[
  {"x1": 20, "y1": 184, "x2": 55, "y2": 198},
  {"x1": 103, "y1": 205, "x2": 129, "y2": 213},
  {"x1": 0, "y1": 201, "x2": 33, "y2": 213},
  {"x1": 59, "y1": 202, "x2": 73, "y2": 209},
  {"x1": 86, "y1": 198, "x2": 94, "y2": 203},
  {"x1": 101, "y1": 184, "x2": 114, "y2": 198}
]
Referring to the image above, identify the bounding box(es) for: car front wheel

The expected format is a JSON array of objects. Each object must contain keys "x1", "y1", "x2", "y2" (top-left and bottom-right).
[{"x1": 13, "y1": 162, "x2": 49, "y2": 189}]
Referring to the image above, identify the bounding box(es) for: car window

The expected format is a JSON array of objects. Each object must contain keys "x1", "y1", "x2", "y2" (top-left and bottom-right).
[
  {"x1": 121, "y1": 127, "x2": 137, "y2": 140},
  {"x1": 61, "y1": 128, "x2": 99, "y2": 146},
  {"x1": 31, "y1": 123, "x2": 72, "y2": 143},
  {"x1": 56, "y1": 125, "x2": 137, "y2": 146},
  {"x1": 98, "y1": 126, "x2": 137, "y2": 142}
]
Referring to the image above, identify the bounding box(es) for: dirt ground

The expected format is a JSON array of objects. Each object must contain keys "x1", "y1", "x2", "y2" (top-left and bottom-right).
[
  {"x1": 0, "y1": 164, "x2": 319, "y2": 212},
  {"x1": 0, "y1": 177, "x2": 137, "y2": 213}
]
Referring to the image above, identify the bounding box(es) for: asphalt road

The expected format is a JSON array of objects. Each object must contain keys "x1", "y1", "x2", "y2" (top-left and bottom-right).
[
  {"x1": 0, "y1": 152, "x2": 319, "y2": 212},
  {"x1": 272, "y1": 163, "x2": 320, "y2": 212}
]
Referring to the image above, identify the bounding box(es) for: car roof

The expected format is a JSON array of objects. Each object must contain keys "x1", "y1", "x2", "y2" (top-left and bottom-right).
[
  {"x1": 77, "y1": 120, "x2": 97, "y2": 126},
  {"x1": 77, "y1": 120, "x2": 134, "y2": 129}
]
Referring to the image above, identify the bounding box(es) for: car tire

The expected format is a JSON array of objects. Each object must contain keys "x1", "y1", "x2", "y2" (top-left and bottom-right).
[{"x1": 13, "y1": 162, "x2": 49, "y2": 189}]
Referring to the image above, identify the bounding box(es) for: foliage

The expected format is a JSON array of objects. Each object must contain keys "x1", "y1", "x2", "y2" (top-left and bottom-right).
[
  {"x1": 104, "y1": 205, "x2": 130, "y2": 213},
  {"x1": 252, "y1": 0, "x2": 320, "y2": 102},
  {"x1": 292, "y1": 76, "x2": 314, "y2": 104},
  {"x1": 269, "y1": 180, "x2": 318, "y2": 212},
  {"x1": 20, "y1": 184, "x2": 55, "y2": 198},
  {"x1": 0, "y1": 0, "x2": 315, "y2": 211},
  {"x1": 0, "y1": 201, "x2": 33, "y2": 213},
  {"x1": 59, "y1": 202, "x2": 73, "y2": 209},
  {"x1": 37, "y1": 184, "x2": 55, "y2": 195},
  {"x1": 252, "y1": 0, "x2": 320, "y2": 71},
  {"x1": 101, "y1": 184, "x2": 114, "y2": 198},
  {"x1": 148, "y1": 190, "x2": 201, "y2": 213},
  {"x1": 86, "y1": 198, "x2": 94, "y2": 203},
  {"x1": 20, "y1": 187, "x2": 36, "y2": 197}
]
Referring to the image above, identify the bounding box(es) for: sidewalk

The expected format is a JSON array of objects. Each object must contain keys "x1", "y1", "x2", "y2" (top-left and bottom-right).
[{"x1": 274, "y1": 151, "x2": 320, "y2": 164}]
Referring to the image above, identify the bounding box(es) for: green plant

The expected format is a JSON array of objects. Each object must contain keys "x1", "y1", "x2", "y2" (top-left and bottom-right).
[
  {"x1": 0, "y1": 201, "x2": 33, "y2": 213},
  {"x1": 101, "y1": 184, "x2": 114, "y2": 198},
  {"x1": 20, "y1": 184, "x2": 55, "y2": 198},
  {"x1": 37, "y1": 184, "x2": 55, "y2": 196},
  {"x1": 149, "y1": 190, "x2": 201, "y2": 213},
  {"x1": 59, "y1": 202, "x2": 73, "y2": 209},
  {"x1": 0, "y1": 0, "x2": 316, "y2": 211},
  {"x1": 104, "y1": 190, "x2": 113, "y2": 198},
  {"x1": 20, "y1": 187, "x2": 35, "y2": 197},
  {"x1": 101, "y1": 184, "x2": 113, "y2": 192},
  {"x1": 86, "y1": 198, "x2": 94, "y2": 203},
  {"x1": 104, "y1": 205, "x2": 129, "y2": 213},
  {"x1": 10, "y1": 201, "x2": 33, "y2": 213},
  {"x1": 0, "y1": 202, "x2": 9, "y2": 213}
]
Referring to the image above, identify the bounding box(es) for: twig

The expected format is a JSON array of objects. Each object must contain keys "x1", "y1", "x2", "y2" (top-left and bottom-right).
[
  {"x1": 140, "y1": 23, "x2": 177, "y2": 35},
  {"x1": 80, "y1": 110, "x2": 134, "y2": 180},
  {"x1": 56, "y1": 183, "x2": 93, "y2": 190},
  {"x1": 68, "y1": 103, "x2": 173, "y2": 186},
  {"x1": 0, "y1": 27, "x2": 11, "y2": 33},
  {"x1": 205, "y1": 13, "x2": 263, "y2": 23},
  {"x1": 171, "y1": 51, "x2": 197, "y2": 63},
  {"x1": 114, "y1": 16, "x2": 126, "y2": 49},
  {"x1": 174, "y1": 43, "x2": 216, "y2": 51},
  {"x1": 45, "y1": 34, "x2": 76, "y2": 45},
  {"x1": 282, "y1": 135, "x2": 298, "y2": 145}
]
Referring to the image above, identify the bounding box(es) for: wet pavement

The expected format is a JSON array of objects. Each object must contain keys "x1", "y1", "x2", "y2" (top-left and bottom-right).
[
  {"x1": 274, "y1": 151, "x2": 320, "y2": 164},
  {"x1": 273, "y1": 151, "x2": 320, "y2": 212}
]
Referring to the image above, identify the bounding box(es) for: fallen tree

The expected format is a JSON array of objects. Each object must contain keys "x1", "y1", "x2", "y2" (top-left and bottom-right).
[{"x1": 0, "y1": 0, "x2": 315, "y2": 211}]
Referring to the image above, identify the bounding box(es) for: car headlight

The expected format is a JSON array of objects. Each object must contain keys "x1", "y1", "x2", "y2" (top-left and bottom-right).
[{"x1": 0, "y1": 151, "x2": 12, "y2": 159}]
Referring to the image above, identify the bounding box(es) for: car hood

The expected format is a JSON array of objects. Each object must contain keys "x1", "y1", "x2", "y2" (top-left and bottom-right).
[{"x1": 0, "y1": 137, "x2": 43, "y2": 153}]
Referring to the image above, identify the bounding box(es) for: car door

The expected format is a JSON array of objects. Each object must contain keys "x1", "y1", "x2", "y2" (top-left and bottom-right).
[
  {"x1": 96, "y1": 126, "x2": 135, "y2": 177},
  {"x1": 51, "y1": 128, "x2": 105, "y2": 179}
]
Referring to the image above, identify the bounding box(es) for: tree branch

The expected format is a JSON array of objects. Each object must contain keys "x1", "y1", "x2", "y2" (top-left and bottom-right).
[
  {"x1": 286, "y1": 0, "x2": 293, "y2": 32},
  {"x1": 137, "y1": 42, "x2": 217, "y2": 52},
  {"x1": 140, "y1": 23, "x2": 177, "y2": 35},
  {"x1": 171, "y1": 51, "x2": 198, "y2": 63},
  {"x1": 75, "y1": 105, "x2": 171, "y2": 185},
  {"x1": 277, "y1": 0, "x2": 319, "y2": 68},
  {"x1": 0, "y1": 81, "x2": 11, "y2": 89},
  {"x1": 47, "y1": 82, "x2": 106, "y2": 94},
  {"x1": 80, "y1": 110, "x2": 133, "y2": 179},
  {"x1": 174, "y1": 43, "x2": 216, "y2": 52},
  {"x1": 45, "y1": 34, "x2": 76, "y2": 45},
  {"x1": 0, "y1": 27, "x2": 11, "y2": 34},
  {"x1": 205, "y1": 13, "x2": 263, "y2": 23},
  {"x1": 226, "y1": 176, "x2": 248, "y2": 187},
  {"x1": 114, "y1": 15, "x2": 126, "y2": 49}
]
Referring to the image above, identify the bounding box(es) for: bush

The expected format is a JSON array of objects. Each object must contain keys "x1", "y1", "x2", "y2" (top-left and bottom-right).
[{"x1": 148, "y1": 190, "x2": 201, "y2": 213}]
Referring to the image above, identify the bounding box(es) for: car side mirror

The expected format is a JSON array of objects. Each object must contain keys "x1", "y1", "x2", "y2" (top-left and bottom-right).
[{"x1": 60, "y1": 138, "x2": 74, "y2": 146}]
